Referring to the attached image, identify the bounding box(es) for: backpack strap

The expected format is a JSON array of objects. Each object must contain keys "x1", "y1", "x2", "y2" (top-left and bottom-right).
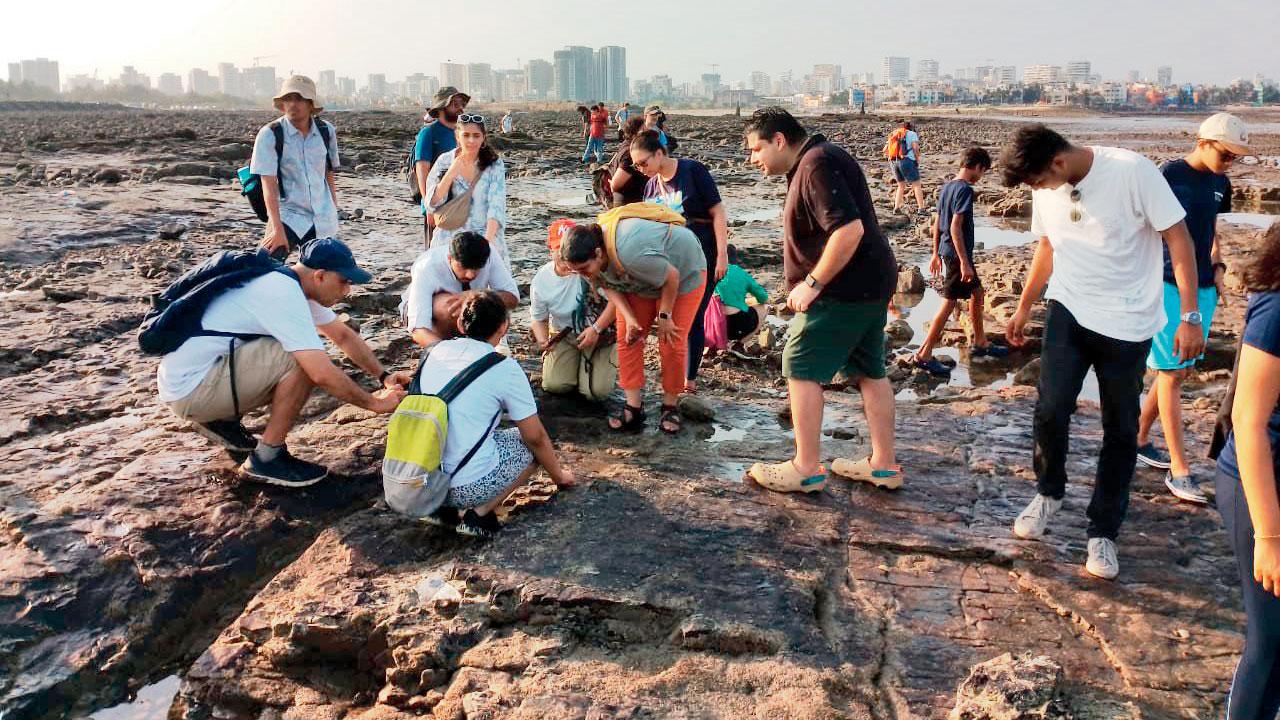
[
  {"x1": 437, "y1": 352, "x2": 505, "y2": 403},
  {"x1": 315, "y1": 119, "x2": 334, "y2": 173},
  {"x1": 452, "y1": 408, "x2": 502, "y2": 477},
  {"x1": 270, "y1": 121, "x2": 287, "y2": 201}
]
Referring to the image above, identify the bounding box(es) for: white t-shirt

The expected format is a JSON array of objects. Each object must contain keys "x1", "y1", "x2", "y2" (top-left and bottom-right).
[
  {"x1": 417, "y1": 337, "x2": 538, "y2": 487},
  {"x1": 529, "y1": 262, "x2": 585, "y2": 331},
  {"x1": 401, "y1": 246, "x2": 520, "y2": 333},
  {"x1": 1030, "y1": 146, "x2": 1186, "y2": 342},
  {"x1": 157, "y1": 271, "x2": 337, "y2": 402}
]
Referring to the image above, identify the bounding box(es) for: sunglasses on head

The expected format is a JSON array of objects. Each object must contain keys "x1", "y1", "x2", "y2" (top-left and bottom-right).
[{"x1": 459, "y1": 113, "x2": 486, "y2": 125}]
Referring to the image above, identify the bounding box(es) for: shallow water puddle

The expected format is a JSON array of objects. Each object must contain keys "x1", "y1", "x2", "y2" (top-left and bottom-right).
[{"x1": 90, "y1": 675, "x2": 180, "y2": 720}]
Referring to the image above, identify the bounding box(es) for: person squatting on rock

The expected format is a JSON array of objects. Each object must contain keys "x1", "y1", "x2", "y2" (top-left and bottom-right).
[
  {"x1": 424, "y1": 112, "x2": 510, "y2": 266},
  {"x1": 416, "y1": 291, "x2": 576, "y2": 538},
  {"x1": 561, "y1": 216, "x2": 706, "y2": 435},
  {"x1": 1001, "y1": 124, "x2": 1205, "y2": 581},
  {"x1": 914, "y1": 146, "x2": 1009, "y2": 377},
  {"x1": 633, "y1": 129, "x2": 729, "y2": 393},
  {"x1": 714, "y1": 244, "x2": 770, "y2": 348},
  {"x1": 742, "y1": 107, "x2": 902, "y2": 494},
  {"x1": 403, "y1": 231, "x2": 519, "y2": 350},
  {"x1": 251, "y1": 75, "x2": 340, "y2": 260},
  {"x1": 158, "y1": 239, "x2": 409, "y2": 487},
  {"x1": 530, "y1": 219, "x2": 619, "y2": 401},
  {"x1": 1136, "y1": 112, "x2": 1250, "y2": 504},
  {"x1": 1214, "y1": 221, "x2": 1280, "y2": 720},
  {"x1": 413, "y1": 86, "x2": 471, "y2": 246}
]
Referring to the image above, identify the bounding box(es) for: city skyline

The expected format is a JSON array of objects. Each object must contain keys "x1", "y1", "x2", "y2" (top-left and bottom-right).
[{"x1": 4, "y1": 0, "x2": 1277, "y2": 90}]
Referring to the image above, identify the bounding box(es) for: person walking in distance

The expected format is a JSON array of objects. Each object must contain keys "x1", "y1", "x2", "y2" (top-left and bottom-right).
[{"x1": 1000, "y1": 124, "x2": 1205, "y2": 581}]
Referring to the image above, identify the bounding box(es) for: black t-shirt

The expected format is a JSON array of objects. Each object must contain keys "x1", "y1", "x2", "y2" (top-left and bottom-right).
[
  {"x1": 784, "y1": 135, "x2": 896, "y2": 302},
  {"x1": 607, "y1": 147, "x2": 648, "y2": 205},
  {"x1": 937, "y1": 179, "x2": 976, "y2": 261},
  {"x1": 1161, "y1": 159, "x2": 1231, "y2": 287}
]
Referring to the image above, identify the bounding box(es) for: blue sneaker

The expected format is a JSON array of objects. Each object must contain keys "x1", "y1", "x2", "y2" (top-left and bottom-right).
[
  {"x1": 239, "y1": 446, "x2": 328, "y2": 487},
  {"x1": 914, "y1": 356, "x2": 953, "y2": 377},
  {"x1": 1136, "y1": 443, "x2": 1171, "y2": 470},
  {"x1": 972, "y1": 344, "x2": 1010, "y2": 358}
]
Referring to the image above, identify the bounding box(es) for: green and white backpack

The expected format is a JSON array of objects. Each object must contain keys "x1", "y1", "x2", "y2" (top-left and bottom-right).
[{"x1": 383, "y1": 351, "x2": 505, "y2": 517}]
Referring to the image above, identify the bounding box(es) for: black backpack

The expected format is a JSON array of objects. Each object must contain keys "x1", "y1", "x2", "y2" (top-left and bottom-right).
[
  {"x1": 405, "y1": 121, "x2": 447, "y2": 205},
  {"x1": 138, "y1": 249, "x2": 298, "y2": 356},
  {"x1": 237, "y1": 120, "x2": 333, "y2": 222}
]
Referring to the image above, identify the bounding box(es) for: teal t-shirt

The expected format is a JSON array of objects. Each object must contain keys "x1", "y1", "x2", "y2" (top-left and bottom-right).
[{"x1": 714, "y1": 264, "x2": 768, "y2": 312}]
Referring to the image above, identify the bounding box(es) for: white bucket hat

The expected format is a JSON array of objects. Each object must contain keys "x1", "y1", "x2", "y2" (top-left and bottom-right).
[{"x1": 273, "y1": 75, "x2": 322, "y2": 114}]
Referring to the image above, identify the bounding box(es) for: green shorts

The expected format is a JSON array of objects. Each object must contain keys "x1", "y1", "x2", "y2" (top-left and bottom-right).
[{"x1": 783, "y1": 298, "x2": 888, "y2": 383}]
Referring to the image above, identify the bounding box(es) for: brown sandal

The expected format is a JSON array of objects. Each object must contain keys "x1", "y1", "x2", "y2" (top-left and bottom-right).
[{"x1": 659, "y1": 404, "x2": 682, "y2": 435}]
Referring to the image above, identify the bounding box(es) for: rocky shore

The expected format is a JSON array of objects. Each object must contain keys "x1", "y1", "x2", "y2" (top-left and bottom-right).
[{"x1": 1, "y1": 107, "x2": 1277, "y2": 719}]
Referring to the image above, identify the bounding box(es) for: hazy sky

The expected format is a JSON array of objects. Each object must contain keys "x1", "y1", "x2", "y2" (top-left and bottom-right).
[{"x1": 6, "y1": 0, "x2": 1277, "y2": 86}]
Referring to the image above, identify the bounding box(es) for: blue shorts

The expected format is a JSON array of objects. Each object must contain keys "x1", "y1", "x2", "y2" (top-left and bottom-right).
[
  {"x1": 1147, "y1": 282, "x2": 1217, "y2": 371},
  {"x1": 892, "y1": 158, "x2": 920, "y2": 183}
]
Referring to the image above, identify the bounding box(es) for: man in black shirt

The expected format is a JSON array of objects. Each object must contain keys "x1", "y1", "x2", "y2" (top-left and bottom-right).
[{"x1": 742, "y1": 107, "x2": 901, "y2": 494}]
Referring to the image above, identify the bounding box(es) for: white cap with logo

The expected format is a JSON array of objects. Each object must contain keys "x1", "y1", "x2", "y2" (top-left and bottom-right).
[{"x1": 1198, "y1": 112, "x2": 1250, "y2": 156}]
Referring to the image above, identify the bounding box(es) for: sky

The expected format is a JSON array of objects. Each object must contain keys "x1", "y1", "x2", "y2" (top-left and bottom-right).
[{"x1": 5, "y1": 0, "x2": 1278, "y2": 86}]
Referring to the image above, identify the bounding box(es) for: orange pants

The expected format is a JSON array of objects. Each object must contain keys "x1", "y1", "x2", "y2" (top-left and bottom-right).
[{"x1": 616, "y1": 277, "x2": 706, "y2": 397}]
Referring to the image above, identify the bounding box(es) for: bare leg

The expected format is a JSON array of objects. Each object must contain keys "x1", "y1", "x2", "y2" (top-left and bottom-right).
[
  {"x1": 261, "y1": 368, "x2": 314, "y2": 446},
  {"x1": 893, "y1": 182, "x2": 904, "y2": 211},
  {"x1": 1137, "y1": 375, "x2": 1160, "y2": 446},
  {"x1": 912, "y1": 181, "x2": 926, "y2": 210},
  {"x1": 970, "y1": 287, "x2": 988, "y2": 347},
  {"x1": 475, "y1": 462, "x2": 539, "y2": 516},
  {"x1": 788, "y1": 378, "x2": 825, "y2": 476},
  {"x1": 915, "y1": 298, "x2": 957, "y2": 362},
  {"x1": 1156, "y1": 369, "x2": 1191, "y2": 476},
  {"x1": 858, "y1": 376, "x2": 897, "y2": 469}
]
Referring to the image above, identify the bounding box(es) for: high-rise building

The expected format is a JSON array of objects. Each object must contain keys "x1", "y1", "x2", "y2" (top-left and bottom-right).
[
  {"x1": 1127, "y1": 70, "x2": 1141, "y2": 83},
  {"x1": 996, "y1": 66, "x2": 1017, "y2": 86},
  {"x1": 404, "y1": 73, "x2": 437, "y2": 103},
  {"x1": 917, "y1": 59, "x2": 939, "y2": 83},
  {"x1": 749, "y1": 71, "x2": 771, "y2": 96},
  {"x1": 882, "y1": 57, "x2": 910, "y2": 86},
  {"x1": 493, "y1": 69, "x2": 525, "y2": 102},
  {"x1": 525, "y1": 59, "x2": 553, "y2": 100},
  {"x1": 64, "y1": 74, "x2": 102, "y2": 92},
  {"x1": 1066, "y1": 61, "x2": 1091, "y2": 85},
  {"x1": 440, "y1": 63, "x2": 467, "y2": 91},
  {"x1": 650, "y1": 74, "x2": 672, "y2": 97},
  {"x1": 7, "y1": 63, "x2": 21, "y2": 85},
  {"x1": 595, "y1": 46, "x2": 627, "y2": 102},
  {"x1": 1157, "y1": 66, "x2": 1173, "y2": 86},
  {"x1": 157, "y1": 73, "x2": 183, "y2": 95},
  {"x1": 776, "y1": 70, "x2": 794, "y2": 96},
  {"x1": 1024, "y1": 64, "x2": 1063, "y2": 85},
  {"x1": 242, "y1": 66, "x2": 276, "y2": 98},
  {"x1": 217, "y1": 63, "x2": 242, "y2": 97},
  {"x1": 811, "y1": 64, "x2": 843, "y2": 94},
  {"x1": 318, "y1": 70, "x2": 337, "y2": 97},
  {"x1": 16, "y1": 58, "x2": 60, "y2": 93},
  {"x1": 568, "y1": 46, "x2": 595, "y2": 101},
  {"x1": 552, "y1": 50, "x2": 574, "y2": 101},
  {"x1": 699, "y1": 73, "x2": 721, "y2": 99},
  {"x1": 118, "y1": 66, "x2": 149, "y2": 89},
  {"x1": 467, "y1": 63, "x2": 494, "y2": 99},
  {"x1": 338, "y1": 77, "x2": 356, "y2": 97},
  {"x1": 187, "y1": 68, "x2": 217, "y2": 95}
]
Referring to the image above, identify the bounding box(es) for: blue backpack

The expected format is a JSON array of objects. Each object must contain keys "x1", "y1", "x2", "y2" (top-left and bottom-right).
[
  {"x1": 237, "y1": 120, "x2": 333, "y2": 222},
  {"x1": 138, "y1": 249, "x2": 298, "y2": 357}
]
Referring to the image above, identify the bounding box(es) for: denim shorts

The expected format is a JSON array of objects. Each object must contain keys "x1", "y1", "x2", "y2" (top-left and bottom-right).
[{"x1": 892, "y1": 158, "x2": 920, "y2": 183}]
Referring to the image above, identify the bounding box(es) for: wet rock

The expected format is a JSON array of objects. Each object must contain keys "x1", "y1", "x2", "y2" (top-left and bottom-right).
[
  {"x1": 897, "y1": 264, "x2": 926, "y2": 294},
  {"x1": 677, "y1": 394, "x2": 715, "y2": 422},
  {"x1": 949, "y1": 653, "x2": 1063, "y2": 720},
  {"x1": 885, "y1": 319, "x2": 914, "y2": 348},
  {"x1": 93, "y1": 168, "x2": 122, "y2": 184},
  {"x1": 990, "y1": 190, "x2": 1032, "y2": 218},
  {"x1": 1013, "y1": 357, "x2": 1040, "y2": 386},
  {"x1": 157, "y1": 222, "x2": 188, "y2": 240},
  {"x1": 211, "y1": 142, "x2": 253, "y2": 161}
]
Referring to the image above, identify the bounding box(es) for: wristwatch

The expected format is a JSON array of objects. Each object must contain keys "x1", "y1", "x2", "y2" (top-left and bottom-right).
[
  {"x1": 1181, "y1": 311, "x2": 1203, "y2": 326},
  {"x1": 804, "y1": 274, "x2": 824, "y2": 290},
  {"x1": 657, "y1": 311, "x2": 672, "y2": 321}
]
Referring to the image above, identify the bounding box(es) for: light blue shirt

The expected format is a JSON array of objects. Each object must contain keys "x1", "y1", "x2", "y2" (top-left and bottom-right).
[
  {"x1": 425, "y1": 149, "x2": 509, "y2": 265},
  {"x1": 904, "y1": 130, "x2": 920, "y2": 161},
  {"x1": 249, "y1": 116, "x2": 340, "y2": 239}
]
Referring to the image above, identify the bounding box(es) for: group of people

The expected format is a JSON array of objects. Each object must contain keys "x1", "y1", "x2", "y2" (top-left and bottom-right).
[{"x1": 152, "y1": 74, "x2": 1280, "y2": 714}]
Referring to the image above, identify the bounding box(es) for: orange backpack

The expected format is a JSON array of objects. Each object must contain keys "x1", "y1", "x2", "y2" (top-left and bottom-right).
[{"x1": 883, "y1": 128, "x2": 909, "y2": 160}]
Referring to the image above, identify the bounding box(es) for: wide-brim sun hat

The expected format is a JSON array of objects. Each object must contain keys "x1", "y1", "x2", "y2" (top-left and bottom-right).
[
  {"x1": 428, "y1": 86, "x2": 472, "y2": 118},
  {"x1": 273, "y1": 75, "x2": 322, "y2": 114}
]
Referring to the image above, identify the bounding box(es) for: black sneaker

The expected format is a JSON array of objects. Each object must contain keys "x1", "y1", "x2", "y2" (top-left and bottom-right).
[
  {"x1": 456, "y1": 509, "x2": 502, "y2": 538},
  {"x1": 1136, "y1": 443, "x2": 1171, "y2": 470},
  {"x1": 192, "y1": 419, "x2": 256, "y2": 452},
  {"x1": 239, "y1": 446, "x2": 328, "y2": 487},
  {"x1": 421, "y1": 506, "x2": 460, "y2": 528}
]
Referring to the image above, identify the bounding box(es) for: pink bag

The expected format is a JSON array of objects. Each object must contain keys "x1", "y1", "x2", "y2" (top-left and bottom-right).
[{"x1": 703, "y1": 295, "x2": 729, "y2": 352}]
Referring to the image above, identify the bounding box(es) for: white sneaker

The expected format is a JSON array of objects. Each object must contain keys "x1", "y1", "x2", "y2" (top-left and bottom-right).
[
  {"x1": 1086, "y1": 538, "x2": 1120, "y2": 580},
  {"x1": 1165, "y1": 471, "x2": 1208, "y2": 505},
  {"x1": 1012, "y1": 494, "x2": 1063, "y2": 540}
]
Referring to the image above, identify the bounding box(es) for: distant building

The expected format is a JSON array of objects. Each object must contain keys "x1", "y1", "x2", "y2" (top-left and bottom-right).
[
  {"x1": 157, "y1": 73, "x2": 183, "y2": 95},
  {"x1": 217, "y1": 63, "x2": 241, "y2": 97},
  {"x1": 187, "y1": 68, "x2": 217, "y2": 96},
  {"x1": 1157, "y1": 66, "x2": 1173, "y2": 86},
  {"x1": 14, "y1": 58, "x2": 60, "y2": 93},
  {"x1": 1127, "y1": 70, "x2": 1141, "y2": 83},
  {"x1": 882, "y1": 56, "x2": 910, "y2": 86},
  {"x1": 1024, "y1": 64, "x2": 1063, "y2": 85},
  {"x1": 318, "y1": 70, "x2": 337, "y2": 98},
  {"x1": 595, "y1": 46, "x2": 627, "y2": 102},
  {"x1": 552, "y1": 46, "x2": 597, "y2": 101},
  {"x1": 242, "y1": 66, "x2": 277, "y2": 99},
  {"x1": 494, "y1": 69, "x2": 524, "y2": 102},
  {"x1": 1101, "y1": 82, "x2": 1127, "y2": 105},
  {"x1": 995, "y1": 66, "x2": 1017, "y2": 86},
  {"x1": 404, "y1": 73, "x2": 439, "y2": 103},
  {"x1": 917, "y1": 59, "x2": 939, "y2": 83},
  {"x1": 525, "y1": 59, "x2": 553, "y2": 100},
  {"x1": 812, "y1": 64, "x2": 843, "y2": 93},
  {"x1": 651, "y1": 74, "x2": 673, "y2": 97},
  {"x1": 338, "y1": 77, "x2": 356, "y2": 97},
  {"x1": 367, "y1": 74, "x2": 387, "y2": 100},
  {"x1": 118, "y1": 66, "x2": 150, "y2": 89},
  {"x1": 1066, "y1": 61, "x2": 1091, "y2": 85},
  {"x1": 440, "y1": 63, "x2": 467, "y2": 91},
  {"x1": 64, "y1": 74, "x2": 103, "y2": 92},
  {"x1": 467, "y1": 63, "x2": 494, "y2": 99},
  {"x1": 850, "y1": 71, "x2": 875, "y2": 86},
  {"x1": 699, "y1": 73, "x2": 721, "y2": 99},
  {"x1": 6, "y1": 62, "x2": 20, "y2": 85},
  {"x1": 749, "y1": 71, "x2": 771, "y2": 95}
]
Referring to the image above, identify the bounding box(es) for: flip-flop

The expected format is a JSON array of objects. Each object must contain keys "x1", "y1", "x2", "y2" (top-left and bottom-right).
[
  {"x1": 832, "y1": 456, "x2": 903, "y2": 490},
  {"x1": 747, "y1": 461, "x2": 828, "y2": 493}
]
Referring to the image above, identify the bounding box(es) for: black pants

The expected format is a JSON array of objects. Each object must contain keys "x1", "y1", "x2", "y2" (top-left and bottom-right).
[
  {"x1": 270, "y1": 224, "x2": 316, "y2": 260},
  {"x1": 1217, "y1": 468, "x2": 1280, "y2": 719},
  {"x1": 687, "y1": 233, "x2": 719, "y2": 382},
  {"x1": 1033, "y1": 301, "x2": 1150, "y2": 540}
]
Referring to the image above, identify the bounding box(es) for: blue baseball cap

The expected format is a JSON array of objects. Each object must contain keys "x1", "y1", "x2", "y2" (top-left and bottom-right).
[{"x1": 299, "y1": 238, "x2": 373, "y2": 284}]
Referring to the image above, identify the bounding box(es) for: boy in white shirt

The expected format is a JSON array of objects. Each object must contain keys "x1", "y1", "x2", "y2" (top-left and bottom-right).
[{"x1": 1000, "y1": 124, "x2": 1204, "y2": 580}]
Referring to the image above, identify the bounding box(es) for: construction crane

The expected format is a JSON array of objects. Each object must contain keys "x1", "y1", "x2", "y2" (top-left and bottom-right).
[{"x1": 251, "y1": 55, "x2": 275, "y2": 68}]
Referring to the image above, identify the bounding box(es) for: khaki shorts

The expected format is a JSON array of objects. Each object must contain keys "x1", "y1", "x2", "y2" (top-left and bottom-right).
[
  {"x1": 542, "y1": 333, "x2": 618, "y2": 402},
  {"x1": 166, "y1": 338, "x2": 298, "y2": 423}
]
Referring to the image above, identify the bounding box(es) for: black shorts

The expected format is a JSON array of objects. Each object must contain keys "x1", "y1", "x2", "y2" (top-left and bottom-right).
[
  {"x1": 941, "y1": 255, "x2": 982, "y2": 301},
  {"x1": 726, "y1": 307, "x2": 760, "y2": 340}
]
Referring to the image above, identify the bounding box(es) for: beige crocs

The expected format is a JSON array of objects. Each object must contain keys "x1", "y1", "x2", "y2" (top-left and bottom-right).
[
  {"x1": 747, "y1": 461, "x2": 828, "y2": 493},
  {"x1": 832, "y1": 456, "x2": 903, "y2": 490}
]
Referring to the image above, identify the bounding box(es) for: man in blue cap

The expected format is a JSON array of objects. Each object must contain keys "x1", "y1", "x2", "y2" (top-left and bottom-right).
[{"x1": 158, "y1": 239, "x2": 411, "y2": 486}]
